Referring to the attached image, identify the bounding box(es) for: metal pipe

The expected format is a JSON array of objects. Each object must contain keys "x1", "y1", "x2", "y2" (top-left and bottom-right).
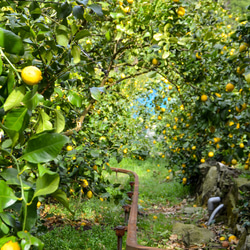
[
  {"x1": 207, "y1": 204, "x2": 224, "y2": 225},
  {"x1": 207, "y1": 197, "x2": 221, "y2": 216}
]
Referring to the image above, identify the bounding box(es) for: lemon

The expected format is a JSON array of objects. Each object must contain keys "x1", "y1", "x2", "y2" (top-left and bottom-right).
[
  {"x1": 177, "y1": 7, "x2": 185, "y2": 16},
  {"x1": 239, "y1": 43, "x2": 247, "y2": 52},
  {"x1": 244, "y1": 165, "x2": 249, "y2": 170},
  {"x1": 123, "y1": 148, "x2": 128, "y2": 154},
  {"x1": 158, "y1": 115, "x2": 162, "y2": 120},
  {"x1": 219, "y1": 236, "x2": 226, "y2": 241},
  {"x1": 201, "y1": 94, "x2": 208, "y2": 102},
  {"x1": 236, "y1": 66, "x2": 245, "y2": 75},
  {"x1": 244, "y1": 72, "x2": 250, "y2": 84},
  {"x1": 87, "y1": 190, "x2": 93, "y2": 199},
  {"x1": 127, "y1": 0, "x2": 133, "y2": 3},
  {"x1": 66, "y1": 145, "x2": 73, "y2": 151},
  {"x1": 239, "y1": 143, "x2": 244, "y2": 148},
  {"x1": 21, "y1": 66, "x2": 43, "y2": 86},
  {"x1": 226, "y1": 83, "x2": 234, "y2": 92},
  {"x1": 228, "y1": 235, "x2": 237, "y2": 242},
  {"x1": 37, "y1": 201, "x2": 42, "y2": 208},
  {"x1": 182, "y1": 177, "x2": 187, "y2": 184},
  {"x1": 231, "y1": 159, "x2": 237, "y2": 165},
  {"x1": 152, "y1": 58, "x2": 158, "y2": 65},
  {"x1": 200, "y1": 158, "x2": 205, "y2": 163},
  {"x1": 196, "y1": 52, "x2": 202, "y2": 59},
  {"x1": 1, "y1": 241, "x2": 20, "y2": 250},
  {"x1": 166, "y1": 176, "x2": 170, "y2": 180},
  {"x1": 208, "y1": 151, "x2": 214, "y2": 157}
]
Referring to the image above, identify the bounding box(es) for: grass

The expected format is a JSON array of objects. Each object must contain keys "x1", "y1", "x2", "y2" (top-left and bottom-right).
[{"x1": 37, "y1": 157, "x2": 191, "y2": 249}]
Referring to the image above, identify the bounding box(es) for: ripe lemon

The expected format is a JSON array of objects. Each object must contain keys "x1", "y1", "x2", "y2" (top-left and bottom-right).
[
  {"x1": 208, "y1": 151, "x2": 214, "y2": 157},
  {"x1": 87, "y1": 190, "x2": 93, "y2": 199},
  {"x1": 158, "y1": 115, "x2": 162, "y2": 120},
  {"x1": 1, "y1": 241, "x2": 20, "y2": 250},
  {"x1": 236, "y1": 66, "x2": 245, "y2": 75},
  {"x1": 66, "y1": 145, "x2": 73, "y2": 151},
  {"x1": 152, "y1": 58, "x2": 158, "y2": 65},
  {"x1": 239, "y1": 43, "x2": 247, "y2": 52},
  {"x1": 201, "y1": 94, "x2": 208, "y2": 102},
  {"x1": 173, "y1": 0, "x2": 179, "y2": 2},
  {"x1": 21, "y1": 66, "x2": 43, "y2": 86},
  {"x1": 127, "y1": 0, "x2": 133, "y2": 3},
  {"x1": 239, "y1": 143, "x2": 244, "y2": 148},
  {"x1": 37, "y1": 201, "x2": 42, "y2": 208},
  {"x1": 166, "y1": 176, "x2": 170, "y2": 180},
  {"x1": 182, "y1": 177, "x2": 187, "y2": 184},
  {"x1": 219, "y1": 236, "x2": 226, "y2": 241},
  {"x1": 196, "y1": 52, "x2": 202, "y2": 59},
  {"x1": 228, "y1": 235, "x2": 237, "y2": 242},
  {"x1": 123, "y1": 148, "x2": 128, "y2": 154},
  {"x1": 231, "y1": 159, "x2": 237, "y2": 165},
  {"x1": 244, "y1": 72, "x2": 250, "y2": 84},
  {"x1": 226, "y1": 83, "x2": 234, "y2": 92},
  {"x1": 200, "y1": 158, "x2": 205, "y2": 163},
  {"x1": 244, "y1": 165, "x2": 249, "y2": 170},
  {"x1": 177, "y1": 7, "x2": 185, "y2": 16}
]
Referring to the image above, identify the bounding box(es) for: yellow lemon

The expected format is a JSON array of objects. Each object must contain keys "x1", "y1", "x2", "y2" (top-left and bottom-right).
[
  {"x1": 226, "y1": 83, "x2": 234, "y2": 92},
  {"x1": 231, "y1": 159, "x2": 237, "y2": 165},
  {"x1": 200, "y1": 158, "x2": 205, "y2": 163},
  {"x1": 208, "y1": 151, "x2": 214, "y2": 157},
  {"x1": 87, "y1": 190, "x2": 93, "y2": 199},
  {"x1": 201, "y1": 94, "x2": 208, "y2": 102},
  {"x1": 182, "y1": 177, "x2": 187, "y2": 184},
  {"x1": 196, "y1": 52, "x2": 202, "y2": 59},
  {"x1": 1, "y1": 241, "x2": 20, "y2": 250},
  {"x1": 21, "y1": 66, "x2": 43, "y2": 86},
  {"x1": 152, "y1": 58, "x2": 158, "y2": 65},
  {"x1": 177, "y1": 7, "x2": 185, "y2": 16},
  {"x1": 127, "y1": 0, "x2": 133, "y2": 3},
  {"x1": 66, "y1": 145, "x2": 73, "y2": 151}
]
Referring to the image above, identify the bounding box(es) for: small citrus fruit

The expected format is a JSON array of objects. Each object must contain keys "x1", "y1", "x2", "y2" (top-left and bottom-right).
[
  {"x1": 87, "y1": 190, "x2": 93, "y2": 199},
  {"x1": 196, "y1": 52, "x2": 202, "y2": 59},
  {"x1": 201, "y1": 94, "x2": 208, "y2": 102},
  {"x1": 201, "y1": 158, "x2": 205, "y2": 163},
  {"x1": 219, "y1": 236, "x2": 226, "y2": 241},
  {"x1": 228, "y1": 235, "x2": 237, "y2": 242},
  {"x1": 21, "y1": 66, "x2": 42, "y2": 86},
  {"x1": 182, "y1": 177, "x2": 187, "y2": 184},
  {"x1": 231, "y1": 159, "x2": 237, "y2": 165},
  {"x1": 127, "y1": 0, "x2": 133, "y2": 3},
  {"x1": 208, "y1": 151, "x2": 214, "y2": 157},
  {"x1": 1, "y1": 241, "x2": 20, "y2": 250},
  {"x1": 66, "y1": 145, "x2": 73, "y2": 151},
  {"x1": 226, "y1": 83, "x2": 234, "y2": 92},
  {"x1": 239, "y1": 143, "x2": 244, "y2": 148},
  {"x1": 177, "y1": 7, "x2": 185, "y2": 16},
  {"x1": 152, "y1": 58, "x2": 158, "y2": 65}
]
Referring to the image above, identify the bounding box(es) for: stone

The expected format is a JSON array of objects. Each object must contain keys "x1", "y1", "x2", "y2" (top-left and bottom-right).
[
  {"x1": 201, "y1": 166, "x2": 218, "y2": 203},
  {"x1": 172, "y1": 222, "x2": 215, "y2": 247},
  {"x1": 235, "y1": 177, "x2": 250, "y2": 192},
  {"x1": 183, "y1": 207, "x2": 204, "y2": 214}
]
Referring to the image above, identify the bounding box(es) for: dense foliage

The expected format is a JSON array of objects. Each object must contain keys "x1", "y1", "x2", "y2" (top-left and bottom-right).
[{"x1": 0, "y1": 0, "x2": 249, "y2": 248}]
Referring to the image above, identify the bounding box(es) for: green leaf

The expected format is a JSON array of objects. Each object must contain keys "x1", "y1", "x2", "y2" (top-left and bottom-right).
[
  {"x1": 0, "y1": 212, "x2": 15, "y2": 228},
  {"x1": 36, "y1": 109, "x2": 53, "y2": 134},
  {"x1": 0, "y1": 124, "x2": 19, "y2": 147},
  {"x1": 22, "y1": 133, "x2": 69, "y2": 163},
  {"x1": 57, "y1": 1, "x2": 72, "y2": 19},
  {"x1": 3, "y1": 86, "x2": 26, "y2": 112},
  {"x1": 0, "y1": 28, "x2": 24, "y2": 55},
  {"x1": 0, "y1": 57, "x2": 2, "y2": 75},
  {"x1": 68, "y1": 91, "x2": 82, "y2": 107},
  {"x1": 90, "y1": 87, "x2": 105, "y2": 101},
  {"x1": 55, "y1": 110, "x2": 65, "y2": 133},
  {"x1": 4, "y1": 107, "x2": 29, "y2": 132},
  {"x1": 52, "y1": 189, "x2": 74, "y2": 214},
  {"x1": 74, "y1": 30, "x2": 91, "y2": 40},
  {"x1": 88, "y1": 4, "x2": 103, "y2": 16},
  {"x1": 29, "y1": 1, "x2": 41, "y2": 19},
  {"x1": 105, "y1": 30, "x2": 111, "y2": 41},
  {"x1": 0, "y1": 180, "x2": 18, "y2": 212},
  {"x1": 71, "y1": 45, "x2": 81, "y2": 64},
  {"x1": 56, "y1": 30, "x2": 69, "y2": 47},
  {"x1": 22, "y1": 88, "x2": 40, "y2": 111},
  {"x1": 0, "y1": 219, "x2": 9, "y2": 235},
  {"x1": 34, "y1": 173, "x2": 59, "y2": 198},
  {"x1": 17, "y1": 231, "x2": 44, "y2": 250},
  {"x1": 73, "y1": 5, "x2": 84, "y2": 19}
]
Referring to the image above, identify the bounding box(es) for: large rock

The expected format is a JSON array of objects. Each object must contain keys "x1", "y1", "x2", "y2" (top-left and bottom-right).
[{"x1": 172, "y1": 222, "x2": 214, "y2": 247}]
